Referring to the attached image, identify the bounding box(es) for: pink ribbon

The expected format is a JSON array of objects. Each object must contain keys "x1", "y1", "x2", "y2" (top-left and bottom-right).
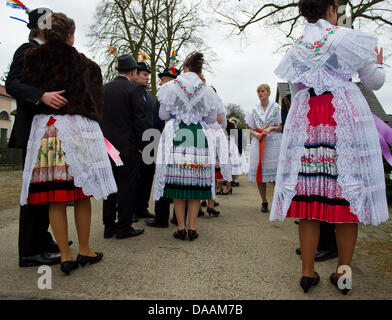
[
  {"x1": 372, "y1": 114, "x2": 392, "y2": 178},
  {"x1": 104, "y1": 138, "x2": 123, "y2": 167}
]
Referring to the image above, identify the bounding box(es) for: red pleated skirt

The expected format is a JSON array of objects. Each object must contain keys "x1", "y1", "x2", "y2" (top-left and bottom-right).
[
  {"x1": 27, "y1": 117, "x2": 90, "y2": 205},
  {"x1": 286, "y1": 94, "x2": 359, "y2": 223},
  {"x1": 215, "y1": 166, "x2": 223, "y2": 180}
]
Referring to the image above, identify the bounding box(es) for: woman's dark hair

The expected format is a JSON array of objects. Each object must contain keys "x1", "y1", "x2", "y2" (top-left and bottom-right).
[
  {"x1": 42, "y1": 12, "x2": 75, "y2": 44},
  {"x1": 298, "y1": 0, "x2": 338, "y2": 23},
  {"x1": 28, "y1": 28, "x2": 41, "y2": 41},
  {"x1": 184, "y1": 52, "x2": 204, "y2": 74}
]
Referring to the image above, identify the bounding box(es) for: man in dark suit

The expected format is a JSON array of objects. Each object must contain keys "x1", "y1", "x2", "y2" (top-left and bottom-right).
[
  {"x1": 6, "y1": 8, "x2": 69, "y2": 267},
  {"x1": 144, "y1": 67, "x2": 180, "y2": 228},
  {"x1": 133, "y1": 62, "x2": 157, "y2": 221},
  {"x1": 101, "y1": 55, "x2": 148, "y2": 239}
]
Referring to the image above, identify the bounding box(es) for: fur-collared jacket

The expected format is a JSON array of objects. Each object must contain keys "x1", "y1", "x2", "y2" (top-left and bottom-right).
[{"x1": 22, "y1": 42, "x2": 103, "y2": 123}]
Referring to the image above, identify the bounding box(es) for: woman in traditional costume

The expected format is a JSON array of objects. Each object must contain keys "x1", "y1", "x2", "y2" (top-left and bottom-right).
[
  {"x1": 205, "y1": 99, "x2": 232, "y2": 215},
  {"x1": 21, "y1": 13, "x2": 117, "y2": 275},
  {"x1": 154, "y1": 53, "x2": 220, "y2": 241},
  {"x1": 270, "y1": 0, "x2": 388, "y2": 294},
  {"x1": 246, "y1": 84, "x2": 283, "y2": 213}
]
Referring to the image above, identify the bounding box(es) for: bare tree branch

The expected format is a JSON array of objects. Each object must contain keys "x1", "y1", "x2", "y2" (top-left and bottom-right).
[{"x1": 88, "y1": 0, "x2": 209, "y2": 97}]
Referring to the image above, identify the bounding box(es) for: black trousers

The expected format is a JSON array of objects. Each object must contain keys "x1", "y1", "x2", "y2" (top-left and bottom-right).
[
  {"x1": 19, "y1": 148, "x2": 53, "y2": 257},
  {"x1": 154, "y1": 197, "x2": 171, "y2": 225},
  {"x1": 318, "y1": 221, "x2": 337, "y2": 251},
  {"x1": 135, "y1": 162, "x2": 155, "y2": 215},
  {"x1": 102, "y1": 154, "x2": 142, "y2": 232}
]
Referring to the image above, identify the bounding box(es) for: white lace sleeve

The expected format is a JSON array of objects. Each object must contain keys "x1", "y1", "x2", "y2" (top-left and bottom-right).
[
  {"x1": 334, "y1": 29, "x2": 378, "y2": 73},
  {"x1": 159, "y1": 103, "x2": 172, "y2": 121},
  {"x1": 289, "y1": 82, "x2": 300, "y2": 98},
  {"x1": 358, "y1": 64, "x2": 385, "y2": 91},
  {"x1": 205, "y1": 109, "x2": 217, "y2": 124},
  {"x1": 245, "y1": 111, "x2": 256, "y2": 129}
]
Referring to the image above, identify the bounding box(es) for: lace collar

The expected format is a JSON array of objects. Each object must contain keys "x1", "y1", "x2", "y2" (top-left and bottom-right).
[
  {"x1": 257, "y1": 100, "x2": 273, "y2": 116},
  {"x1": 172, "y1": 72, "x2": 206, "y2": 102},
  {"x1": 295, "y1": 19, "x2": 340, "y2": 56}
]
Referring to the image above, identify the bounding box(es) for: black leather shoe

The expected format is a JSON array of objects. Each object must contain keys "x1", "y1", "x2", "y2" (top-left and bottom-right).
[
  {"x1": 201, "y1": 201, "x2": 219, "y2": 207},
  {"x1": 144, "y1": 218, "x2": 169, "y2": 228},
  {"x1": 294, "y1": 220, "x2": 300, "y2": 225},
  {"x1": 173, "y1": 229, "x2": 187, "y2": 240},
  {"x1": 329, "y1": 273, "x2": 351, "y2": 295},
  {"x1": 207, "y1": 207, "x2": 220, "y2": 217},
  {"x1": 116, "y1": 227, "x2": 145, "y2": 239},
  {"x1": 60, "y1": 261, "x2": 78, "y2": 276},
  {"x1": 46, "y1": 240, "x2": 73, "y2": 253},
  {"x1": 261, "y1": 202, "x2": 268, "y2": 213},
  {"x1": 231, "y1": 181, "x2": 240, "y2": 187},
  {"x1": 222, "y1": 188, "x2": 232, "y2": 195},
  {"x1": 296, "y1": 248, "x2": 301, "y2": 256},
  {"x1": 76, "y1": 252, "x2": 103, "y2": 267},
  {"x1": 137, "y1": 209, "x2": 155, "y2": 219},
  {"x1": 188, "y1": 229, "x2": 199, "y2": 241},
  {"x1": 300, "y1": 272, "x2": 320, "y2": 293},
  {"x1": 19, "y1": 252, "x2": 61, "y2": 267},
  {"x1": 315, "y1": 249, "x2": 338, "y2": 262},
  {"x1": 132, "y1": 216, "x2": 139, "y2": 223},
  {"x1": 198, "y1": 209, "x2": 205, "y2": 217},
  {"x1": 104, "y1": 223, "x2": 117, "y2": 238}
]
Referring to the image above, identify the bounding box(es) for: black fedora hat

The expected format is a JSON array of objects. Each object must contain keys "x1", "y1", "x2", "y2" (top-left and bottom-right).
[
  {"x1": 158, "y1": 67, "x2": 180, "y2": 79},
  {"x1": 27, "y1": 7, "x2": 52, "y2": 30},
  {"x1": 116, "y1": 54, "x2": 137, "y2": 71},
  {"x1": 136, "y1": 62, "x2": 151, "y2": 74}
]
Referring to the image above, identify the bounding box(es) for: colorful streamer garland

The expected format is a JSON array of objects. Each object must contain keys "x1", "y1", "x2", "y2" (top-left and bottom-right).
[
  {"x1": 108, "y1": 45, "x2": 119, "y2": 59},
  {"x1": 169, "y1": 47, "x2": 179, "y2": 76},
  {"x1": 139, "y1": 52, "x2": 149, "y2": 63},
  {"x1": 6, "y1": 0, "x2": 29, "y2": 11},
  {"x1": 7, "y1": 0, "x2": 30, "y2": 25}
]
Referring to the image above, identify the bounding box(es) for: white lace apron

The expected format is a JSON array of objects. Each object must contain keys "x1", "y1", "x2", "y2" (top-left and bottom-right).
[
  {"x1": 270, "y1": 19, "x2": 389, "y2": 226},
  {"x1": 246, "y1": 102, "x2": 283, "y2": 182},
  {"x1": 21, "y1": 114, "x2": 117, "y2": 205},
  {"x1": 153, "y1": 73, "x2": 221, "y2": 200}
]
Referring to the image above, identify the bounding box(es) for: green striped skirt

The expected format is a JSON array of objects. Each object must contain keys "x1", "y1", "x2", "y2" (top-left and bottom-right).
[{"x1": 163, "y1": 122, "x2": 212, "y2": 200}]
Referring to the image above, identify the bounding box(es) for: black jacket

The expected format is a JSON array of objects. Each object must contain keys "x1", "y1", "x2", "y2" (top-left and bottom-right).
[
  {"x1": 22, "y1": 42, "x2": 104, "y2": 123},
  {"x1": 101, "y1": 76, "x2": 149, "y2": 158},
  {"x1": 6, "y1": 40, "x2": 45, "y2": 149}
]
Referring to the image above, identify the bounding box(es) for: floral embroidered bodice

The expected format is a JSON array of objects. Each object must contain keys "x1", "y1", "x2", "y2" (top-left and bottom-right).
[{"x1": 253, "y1": 102, "x2": 280, "y2": 129}]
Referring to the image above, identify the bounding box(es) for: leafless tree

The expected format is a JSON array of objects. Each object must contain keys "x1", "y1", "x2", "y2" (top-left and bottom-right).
[
  {"x1": 88, "y1": 0, "x2": 210, "y2": 97},
  {"x1": 211, "y1": 0, "x2": 392, "y2": 52}
]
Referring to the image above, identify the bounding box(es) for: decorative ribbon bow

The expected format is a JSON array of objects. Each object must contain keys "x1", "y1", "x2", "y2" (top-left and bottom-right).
[
  {"x1": 104, "y1": 138, "x2": 123, "y2": 167},
  {"x1": 372, "y1": 114, "x2": 392, "y2": 179},
  {"x1": 256, "y1": 128, "x2": 268, "y2": 183}
]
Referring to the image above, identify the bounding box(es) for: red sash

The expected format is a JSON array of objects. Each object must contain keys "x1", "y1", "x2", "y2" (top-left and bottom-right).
[{"x1": 256, "y1": 128, "x2": 268, "y2": 183}]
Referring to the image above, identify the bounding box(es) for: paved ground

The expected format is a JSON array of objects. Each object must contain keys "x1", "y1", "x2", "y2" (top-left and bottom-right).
[{"x1": 0, "y1": 170, "x2": 391, "y2": 300}]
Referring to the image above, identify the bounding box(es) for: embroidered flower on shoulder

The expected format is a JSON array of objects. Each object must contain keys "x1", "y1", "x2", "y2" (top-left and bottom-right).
[
  {"x1": 295, "y1": 25, "x2": 339, "y2": 55},
  {"x1": 174, "y1": 79, "x2": 206, "y2": 101}
]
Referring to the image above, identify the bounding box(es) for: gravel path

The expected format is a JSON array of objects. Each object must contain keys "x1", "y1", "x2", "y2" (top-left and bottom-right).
[{"x1": 0, "y1": 171, "x2": 391, "y2": 300}]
